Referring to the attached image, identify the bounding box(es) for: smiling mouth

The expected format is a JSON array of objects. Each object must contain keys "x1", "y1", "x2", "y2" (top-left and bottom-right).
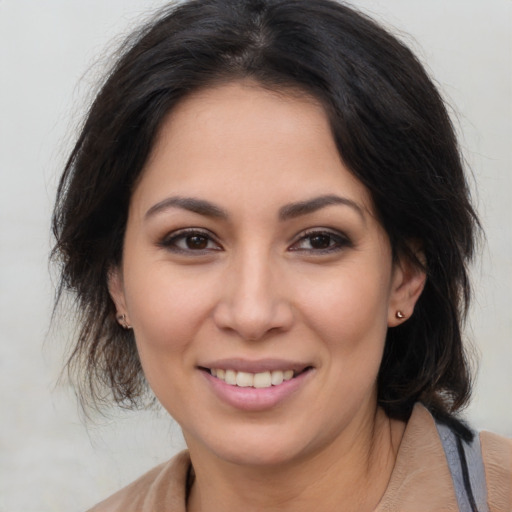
[{"x1": 202, "y1": 367, "x2": 312, "y2": 388}]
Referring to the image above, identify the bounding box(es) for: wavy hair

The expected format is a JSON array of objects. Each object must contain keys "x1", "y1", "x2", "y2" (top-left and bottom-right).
[{"x1": 52, "y1": 0, "x2": 479, "y2": 429}]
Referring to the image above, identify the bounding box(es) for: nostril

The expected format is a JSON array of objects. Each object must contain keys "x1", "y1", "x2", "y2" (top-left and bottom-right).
[{"x1": 211, "y1": 282, "x2": 295, "y2": 343}]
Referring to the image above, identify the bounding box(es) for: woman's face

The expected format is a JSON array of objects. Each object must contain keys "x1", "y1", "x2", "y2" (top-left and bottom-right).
[{"x1": 110, "y1": 81, "x2": 423, "y2": 468}]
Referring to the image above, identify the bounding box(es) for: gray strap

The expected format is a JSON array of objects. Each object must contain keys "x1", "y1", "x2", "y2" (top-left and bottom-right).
[
  {"x1": 463, "y1": 431, "x2": 490, "y2": 511},
  {"x1": 435, "y1": 422, "x2": 490, "y2": 512}
]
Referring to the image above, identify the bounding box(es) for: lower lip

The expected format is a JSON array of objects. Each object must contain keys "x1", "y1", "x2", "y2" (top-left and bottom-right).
[{"x1": 201, "y1": 369, "x2": 313, "y2": 411}]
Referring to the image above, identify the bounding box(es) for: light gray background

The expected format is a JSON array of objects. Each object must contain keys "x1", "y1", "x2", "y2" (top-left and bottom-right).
[{"x1": 0, "y1": 1, "x2": 510, "y2": 511}]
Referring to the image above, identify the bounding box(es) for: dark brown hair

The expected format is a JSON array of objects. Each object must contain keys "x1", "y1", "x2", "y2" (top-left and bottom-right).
[{"x1": 52, "y1": 0, "x2": 479, "y2": 431}]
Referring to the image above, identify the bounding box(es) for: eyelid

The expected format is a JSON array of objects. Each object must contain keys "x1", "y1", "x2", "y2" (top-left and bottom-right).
[
  {"x1": 159, "y1": 227, "x2": 223, "y2": 253},
  {"x1": 288, "y1": 228, "x2": 352, "y2": 253}
]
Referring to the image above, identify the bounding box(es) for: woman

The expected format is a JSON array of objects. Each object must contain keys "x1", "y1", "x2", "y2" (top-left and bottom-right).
[{"x1": 52, "y1": 0, "x2": 511, "y2": 510}]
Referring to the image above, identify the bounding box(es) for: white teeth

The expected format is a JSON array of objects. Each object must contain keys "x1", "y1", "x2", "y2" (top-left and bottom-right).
[
  {"x1": 271, "y1": 370, "x2": 284, "y2": 386},
  {"x1": 253, "y1": 371, "x2": 272, "y2": 388},
  {"x1": 210, "y1": 368, "x2": 300, "y2": 388},
  {"x1": 225, "y1": 369, "x2": 237, "y2": 385},
  {"x1": 236, "y1": 371, "x2": 254, "y2": 387}
]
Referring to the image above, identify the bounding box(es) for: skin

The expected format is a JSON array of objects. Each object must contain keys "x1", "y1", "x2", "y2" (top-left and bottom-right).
[{"x1": 109, "y1": 81, "x2": 426, "y2": 511}]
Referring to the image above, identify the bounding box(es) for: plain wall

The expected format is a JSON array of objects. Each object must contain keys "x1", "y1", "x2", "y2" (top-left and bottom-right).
[{"x1": 0, "y1": 1, "x2": 510, "y2": 511}]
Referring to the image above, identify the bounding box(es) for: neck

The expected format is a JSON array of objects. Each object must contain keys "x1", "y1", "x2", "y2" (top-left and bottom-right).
[{"x1": 186, "y1": 407, "x2": 405, "y2": 512}]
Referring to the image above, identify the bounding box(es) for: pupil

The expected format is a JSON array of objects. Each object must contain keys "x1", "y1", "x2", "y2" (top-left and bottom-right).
[
  {"x1": 310, "y1": 234, "x2": 331, "y2": 249},
  {"x1": 186, "y1": 235, "x2": 208, "y2": 250}
]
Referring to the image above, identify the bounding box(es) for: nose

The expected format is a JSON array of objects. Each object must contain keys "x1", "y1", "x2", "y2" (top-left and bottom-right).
[{"x1": 213, "y1": 249, "x2": 294, "y2": 341}]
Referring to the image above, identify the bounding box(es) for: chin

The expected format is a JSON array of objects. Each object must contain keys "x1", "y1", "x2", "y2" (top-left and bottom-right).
[
  {"x1": 216, "y1": 442, "x2": 305, "y2": 468},
  {"x1": 185, "y1": 421, "x2": 326, "y2": 470}
]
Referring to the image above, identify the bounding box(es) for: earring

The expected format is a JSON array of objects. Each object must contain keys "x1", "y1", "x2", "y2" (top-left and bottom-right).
[
  {"x1": 117, "y1": 313, "x2": 132, "y2": 330},
  {"x1": 396, "y1": 311, "x2": 405, "y2": 319}
]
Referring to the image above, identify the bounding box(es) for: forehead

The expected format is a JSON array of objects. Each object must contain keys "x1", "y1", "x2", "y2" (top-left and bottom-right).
[
  {"x1": 133, "y1": 80, "x2": 373, "y2": 217},
  {"x1": 147, "y1": 80, "x2": 331, "y2": 164}
]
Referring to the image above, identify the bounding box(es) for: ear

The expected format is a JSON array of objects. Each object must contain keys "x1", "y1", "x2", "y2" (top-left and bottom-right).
[
  {"x1": 387, "y1": 247, "x2": 426, "y2": 327},
  {"x1": 107, "y1": 266, "x2": 130, "y2": 324}
]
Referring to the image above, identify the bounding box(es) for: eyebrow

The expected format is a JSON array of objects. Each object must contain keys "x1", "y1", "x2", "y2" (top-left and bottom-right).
[
  {"x1": 145, "y1": 196, "x2": 229, "y2": 220},
  {"x1": 278, "y1": 194, "x2": 365, "y2": 221},
  {"x1": 144, "y1": 194, "x2": 365, "y2": 222}
]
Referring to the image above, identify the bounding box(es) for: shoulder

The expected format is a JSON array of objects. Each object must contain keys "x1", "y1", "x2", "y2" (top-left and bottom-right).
[
  {"x1": 480, "y1": 431, "x2": 512, "y2": 511},
  {"x1": 86, "y1": 450, "x2": 190, "y2": 512},
  {"x1": 377, "y1": 403, "x2": 511, "y2": 511}
]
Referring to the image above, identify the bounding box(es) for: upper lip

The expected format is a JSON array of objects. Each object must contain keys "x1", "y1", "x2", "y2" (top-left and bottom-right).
[{"x1": 198, "y1": 358, "x2": 312, "y2": 373}]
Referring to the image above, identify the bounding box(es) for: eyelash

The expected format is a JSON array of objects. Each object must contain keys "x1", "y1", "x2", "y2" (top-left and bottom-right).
[
  {"x1": 158, "y1": 228, "x2": 351, "y2": 255},
  {"x1": 289, "y1": 229, "x2": 352, "y2": 254},
  {"x1": 159, "y1": 228, "x2": 222, "y2": 254}
]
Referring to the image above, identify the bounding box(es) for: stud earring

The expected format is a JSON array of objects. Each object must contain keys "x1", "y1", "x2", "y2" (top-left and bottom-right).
[
  {"x1": 117, "y1": 313, "x2": 132, "y2": 330},
  {"x1": 396, "y1": 311, "x2": 405, "y2": 319}
]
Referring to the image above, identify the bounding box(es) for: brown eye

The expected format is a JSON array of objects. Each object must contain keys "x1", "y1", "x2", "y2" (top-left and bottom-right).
[
  {"x1": 289, "y1": 229, "x2": 351, "y2": 253},
  {"x1": 186, "y1": 235, "x2": 209, "y2": 250},
  {"x1": 308, "y1": 234, "x2": 332, "y2": 250},
  {"x1": 160, "y1": 229, "x2": 222, "y2": 253}
]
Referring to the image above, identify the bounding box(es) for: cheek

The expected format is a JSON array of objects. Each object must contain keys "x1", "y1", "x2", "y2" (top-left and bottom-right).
[
  {"x1": 123, "y1": 261, "x2": 215, "y2": 360},
  {"x1": 122, "y1": 264, "x2": 216, "y2": 415},
  {"x1": 294, "y1": 263, "x2": 391, "y2": 385},
  {"x1": 300, "y1": 266, "x2": 390, "y2": 340}
]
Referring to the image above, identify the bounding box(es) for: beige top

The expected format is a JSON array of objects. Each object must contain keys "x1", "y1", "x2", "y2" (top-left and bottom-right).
[{"x1": 88, "y1": 404, "x2": 512, "y2": 512}]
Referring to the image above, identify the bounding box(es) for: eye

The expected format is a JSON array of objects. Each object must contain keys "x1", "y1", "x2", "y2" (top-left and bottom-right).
[
  {"x1": 289, "y1": 229, "x2": 351, "y2": 253},
  {"x1": 159, "y1": 229, "x2": 222, "y2": 253}
]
